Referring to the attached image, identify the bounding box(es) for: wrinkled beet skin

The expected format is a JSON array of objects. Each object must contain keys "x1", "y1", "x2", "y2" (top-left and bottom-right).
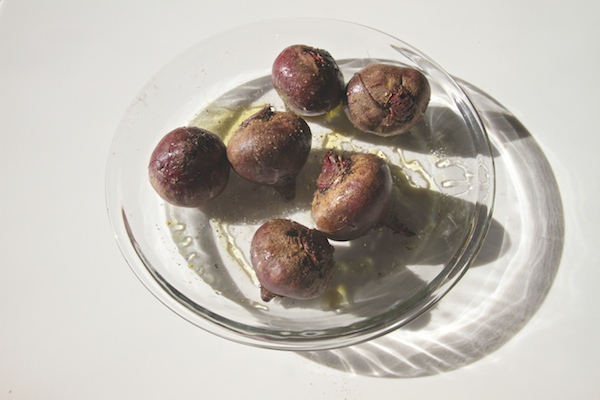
[
  {"x1": 345, "y1": 64, "x2": 431, "y2": 136},
  {"x1": 226, "y1": 106, "x2": 312, "y2": 201},
  {"x1": 250, "y1": 219, "x2": 335, "y2": 302},
  {"x1": 272, "y1": 44, "x2": 345, "y2": 117},
  {"x1": 312, "y1": 151, "x2": 393, "y2": 241},
  {"x1": 148, "y1": 126, "x2": 230, "y2": 207}
]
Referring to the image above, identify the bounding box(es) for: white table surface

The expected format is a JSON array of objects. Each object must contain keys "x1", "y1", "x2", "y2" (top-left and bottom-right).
[{"x1": 1, "y1": 1, "x2": 599, "y2": 399}]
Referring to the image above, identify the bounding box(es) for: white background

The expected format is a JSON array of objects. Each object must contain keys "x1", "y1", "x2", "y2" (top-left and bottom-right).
[{"x1": 1, "y1": 0, "x2": 598, "y2": 399}]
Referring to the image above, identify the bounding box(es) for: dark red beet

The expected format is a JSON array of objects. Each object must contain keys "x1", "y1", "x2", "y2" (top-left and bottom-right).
[
  {"x1": 148, "y1": 126, "x2": 230, "y2": 207},
  {"x1": 345, "y1": 64, "x2": 430, "y2": 136},
  {"x1": 311, "y1": 150, "x2": 393, "y2": 241},
  {"x1": 250, "y1": 219, "x2": 335, "y2": 302},
  {"x1": 272, "y1": 44, "x2": 344, "y2": 116},
  {"x1": 226, "y1": 105, "x2": 312, "y2": 201}
]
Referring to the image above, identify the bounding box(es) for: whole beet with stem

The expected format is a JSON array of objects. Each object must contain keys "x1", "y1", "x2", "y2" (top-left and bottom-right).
[
  {"x1": 312, "y1": 150, "x2": 394, "y2": 241},
  {"x1": 148, "y1": 126, "x2": 230, "y2": 207},
  {"x1": 345, "y1": 64, "x2": 430, "y2": 136},
  {"x1": 272, "y1": 44, "x2": 345, "y2": 117},
  {"x1": 226, "y1": 105, "x2": 312, "y2": 201},
  {"x1": 250, "y1": 219, "x2": 335, "y2": 302}
]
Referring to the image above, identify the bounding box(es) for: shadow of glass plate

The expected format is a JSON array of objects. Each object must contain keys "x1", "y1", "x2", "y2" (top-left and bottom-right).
[{"x1": 298, "y1": 80, "x2": 565, "y2": 377}]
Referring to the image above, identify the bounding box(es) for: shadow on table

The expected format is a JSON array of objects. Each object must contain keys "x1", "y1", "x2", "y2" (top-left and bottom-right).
[{"x1": 296, "y1": 80, "x2": 565, "y2": 378}]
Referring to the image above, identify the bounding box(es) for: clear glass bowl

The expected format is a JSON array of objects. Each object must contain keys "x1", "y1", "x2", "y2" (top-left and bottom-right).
[{"x1": 105, "y1": 18, "x2": 495, "y2": 351}]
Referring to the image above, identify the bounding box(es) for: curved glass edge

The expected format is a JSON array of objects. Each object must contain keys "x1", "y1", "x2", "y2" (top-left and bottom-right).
[{"x1": 104, "y1": 17, "x2": 497, "y2": 351}]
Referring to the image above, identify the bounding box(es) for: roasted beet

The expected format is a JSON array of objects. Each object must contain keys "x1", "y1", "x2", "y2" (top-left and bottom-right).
[
  {"x1": 148, "y1": 126, "x2": 230, "y2": 207},
  {"x1": 345, "y1": 64, "x2": 430, "y2": 136},
  {"x1": 312, "y1": 150, "x2": 393, "y2": 241},
  {"x1": 272, "y1": 44, "x2": 344, "y2": 116},
  {"x1": 250, "y1": 219, "x2": 335, "y2": 302},
  {"x1": 226, "y1": 105, "x2": 312, "y2": 201}
]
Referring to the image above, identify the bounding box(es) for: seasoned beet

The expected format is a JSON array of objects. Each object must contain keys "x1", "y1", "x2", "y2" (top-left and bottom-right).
[
  {"x1": 272, "y1": 44, "x2": 345, "y2": 116},
  {"x1": 311, "y1": 150, "x2": 393, "y2": 241},
  {"x1": 250, "y1": 219, "x2": 335, "y2": 302},
  {"x1": 226, "y1": 105, "x2": 312, "y2": 201},
  {"x1": 148, "y1": 126, "x2": 230, "y2": 207},
  {"x1": 345, "y1": 64, "x2": 430, "y2": 136}
]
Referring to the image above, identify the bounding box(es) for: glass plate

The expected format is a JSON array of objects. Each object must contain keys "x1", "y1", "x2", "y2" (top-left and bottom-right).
[{"x1": 106, "y1": 18, "x2": 495, "y2": 350}]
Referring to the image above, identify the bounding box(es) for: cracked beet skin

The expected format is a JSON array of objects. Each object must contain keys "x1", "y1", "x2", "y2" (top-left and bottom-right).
[
  {"x1": 148, "y1": 126, "x2": 230, "y2": 207},
  {"x1": 250, "y1": 219, "x2": 335, "y2": 302},
  {"x1": 312, "y1": 150, "x2": 393, "y2": 241},
  {"x1": 345, "y1": 64, "x2": 430, "y2": 136},
  {"x1": 272, "y1": 44, "x2": 345, "y2": 117}
]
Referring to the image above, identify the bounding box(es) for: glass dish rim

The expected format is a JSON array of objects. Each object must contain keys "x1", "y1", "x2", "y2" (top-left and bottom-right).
[{"x1": 105, "y1": 17, "x2": 496, "y2": 351}]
